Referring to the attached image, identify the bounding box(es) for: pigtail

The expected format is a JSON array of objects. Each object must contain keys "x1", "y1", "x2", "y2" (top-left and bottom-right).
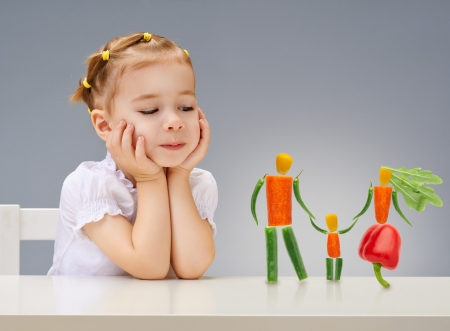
[
  {"x1": 70, "y1": 47, "x2": 109, "y2": 110},
  {"x1": 70, "y1": 79, "x2": 88, "y2": 104}
]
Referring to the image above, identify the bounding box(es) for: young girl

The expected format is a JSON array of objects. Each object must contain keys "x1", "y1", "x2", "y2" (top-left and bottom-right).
[{"x1": 47, "y1": 32, "x2": 218, "y2": 280}]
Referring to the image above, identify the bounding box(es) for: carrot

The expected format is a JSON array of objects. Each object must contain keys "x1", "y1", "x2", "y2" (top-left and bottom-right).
[
  {"x1": 266, "y1": 176, "x2": 292, "y2": 226},
  {"x1": 327, "y1": 233, "x2": 341, "y2": 258},
  {"x1": 374, "y1": 186, "x2": 392, "y2": 224}
]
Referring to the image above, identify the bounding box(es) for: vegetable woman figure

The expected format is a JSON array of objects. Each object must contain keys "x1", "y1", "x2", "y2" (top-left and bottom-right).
[
  {"x1": 251, "y1": 153, "x2": 309, "y2": 283},
  {"x1": 357, "y1": 166, "x2": 443, "y2": 287}
]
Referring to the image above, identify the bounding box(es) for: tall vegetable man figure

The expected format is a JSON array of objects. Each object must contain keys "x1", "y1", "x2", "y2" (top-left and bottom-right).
[{"x1": 251, "y1": 153, "x2": 311, "y2": 283}]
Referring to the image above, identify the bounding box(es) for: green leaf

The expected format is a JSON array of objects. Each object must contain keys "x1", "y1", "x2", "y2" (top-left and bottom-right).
[
  {"x1": 387, "y1": 165, "x2": 444, "y2": 213},
  {"x1": 413, "y1": 184, "x2": 443, "y2": 207},
  {"x1": 382, "y1": 166, "x2": 443, "y2": 185},
  {"x1": 390, "y1": 177, "x2": 424, "y2": 210}
]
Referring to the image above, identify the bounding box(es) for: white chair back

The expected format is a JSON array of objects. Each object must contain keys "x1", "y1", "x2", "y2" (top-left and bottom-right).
[{"x1": 0, "y1": 205, "x2": 58, "y2": 275}]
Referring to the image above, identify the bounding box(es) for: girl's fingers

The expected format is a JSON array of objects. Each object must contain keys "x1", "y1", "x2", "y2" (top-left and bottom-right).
[
  {"x1": 198, "y1": 118, "x2": 210, "y2": 149},
  {"x1": 192, "y1": 110, "x2": 210, "y2": 155},
  {"x1": 135, "y1": 135, "x2": 147, "y2": 163},
  {"x1": 189, "y1": 118, "x2": 210, "y2": 162},
  {"x1": 121, "y1": 123, "x2": 135, "y2": 160},
  {"x1": 198, "y1": 107, "x2": 207, "y2": 122},
  {"x1": 135, "y1": 136, "x2": 162, "y2": 176},
  {"x1": 110, "y1": 120, "x2": 127, "y2": 158},
  {"x1": 176, "y1": 114, "x2": 210, "y2": 171}
]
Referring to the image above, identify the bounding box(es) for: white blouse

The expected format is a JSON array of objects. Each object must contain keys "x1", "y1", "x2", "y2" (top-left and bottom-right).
[{"x1": 48, "y1": 152, "x2": 218, "y2": 278}]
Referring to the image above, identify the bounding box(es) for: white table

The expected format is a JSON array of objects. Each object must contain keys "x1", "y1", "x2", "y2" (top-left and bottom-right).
[{"x1": 1, "y1": 276, "x2": 449, "y2": 331}]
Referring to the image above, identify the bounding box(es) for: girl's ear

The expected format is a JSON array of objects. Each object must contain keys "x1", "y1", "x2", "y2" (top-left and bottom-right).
[{"x1": 91, "y1": 109, "x2": 111, "y2": 142}]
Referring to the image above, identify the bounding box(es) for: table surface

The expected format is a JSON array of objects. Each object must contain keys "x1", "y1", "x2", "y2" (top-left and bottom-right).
[{"x1": 1, "y1": 275, "x2": 450, "y2": 316}]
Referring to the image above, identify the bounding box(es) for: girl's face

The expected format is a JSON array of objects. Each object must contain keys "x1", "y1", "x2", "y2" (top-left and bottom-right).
[{"x1": 109, "y1": 61, "x2": 199, "y2": 167}]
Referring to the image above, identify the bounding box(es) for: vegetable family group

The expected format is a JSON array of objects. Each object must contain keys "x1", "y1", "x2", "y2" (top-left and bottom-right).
[{"x1": 251, "y1": 154, "x2": 443, "y2": 287}]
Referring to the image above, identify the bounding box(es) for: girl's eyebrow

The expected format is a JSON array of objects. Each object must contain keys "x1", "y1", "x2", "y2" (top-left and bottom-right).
[
  {"x1": 131, "y1": 93, "x2": 158, "y2": 102},
  {"x1": 131, "y1": 90, "x2": 195, "y2": 103},
  {"x1": 179, "y1": 90, "x2": 195, "y2": 96}
]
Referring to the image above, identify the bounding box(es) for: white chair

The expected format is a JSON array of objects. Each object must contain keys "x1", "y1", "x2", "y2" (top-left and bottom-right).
[{"x1": 0, "y1": 205, "x2": 58, "y2": 275}]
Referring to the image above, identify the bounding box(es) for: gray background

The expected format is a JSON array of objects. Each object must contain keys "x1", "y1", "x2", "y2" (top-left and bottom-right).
[{"x1": 0, "y1": 0, "x2": 448, "y2": 277}]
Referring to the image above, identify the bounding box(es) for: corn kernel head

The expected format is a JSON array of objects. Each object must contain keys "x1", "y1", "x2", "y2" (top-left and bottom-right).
[
  {"x1": 325, "y1": 214, "x2": 338, "y2": 232},
  {"x1": 379, "y1": 167, "x2": 392, "y2": 186},
  {"x1": 276, "y1": 153, "x2": 293, "y2": 175}
]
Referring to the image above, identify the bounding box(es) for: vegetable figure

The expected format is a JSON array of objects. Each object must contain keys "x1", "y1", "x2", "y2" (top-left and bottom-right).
[
  {"x1": 357, "y1": 166, "x2": 443, "y2": 287},
  {"x1": 251, "y1": 153, "x2": 308, "y2": 283},
  {"x1": 294, "y1": 173, "x2": 366, "y2": 280},
  {"x1": 308, "y1": 212, "x2": 362, "y2": 280}
]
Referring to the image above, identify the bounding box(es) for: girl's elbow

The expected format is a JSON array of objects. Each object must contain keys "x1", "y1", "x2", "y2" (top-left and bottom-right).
[
  {"x1": 175, "y1": 266, "x2": 205, "y2": 280},
  {"x1": 175, "y1": 251, "x2": 215, "y2": 279},
  {"x1": 130, "y1": 261, "x2": 171, "y2": 280},
  {"x1": 134, "y1": 273, "x2": 166, "y2": 280}
]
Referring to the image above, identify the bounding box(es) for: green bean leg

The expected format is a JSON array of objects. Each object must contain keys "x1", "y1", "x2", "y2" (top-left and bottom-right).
[
  {"x1": 282, "y1": 226, "x2": 308, "y2": 281},
  {"x1": 326, "y1": 258, "x2": 333, "y2": 280},
  {"x1": 265, "y1": 227, "x2": 278, "y2": 283},
  {"x1": 335, "y1": 258, "x2": 343, "y2": 281}
]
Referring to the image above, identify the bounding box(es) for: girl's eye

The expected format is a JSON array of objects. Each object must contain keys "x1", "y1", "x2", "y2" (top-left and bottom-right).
[
  {"x1": 178, "y1": 107, "x2": 195, "y2": 112},
  {"x1": 140, "y1": 109, "x2": 158, "y2": 115}
]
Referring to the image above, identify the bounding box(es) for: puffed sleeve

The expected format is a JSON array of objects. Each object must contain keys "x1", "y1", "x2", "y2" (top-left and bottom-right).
[
  {"x1": 60, "y1": 162, "x2": 135, "y2": 241},
  {"x1": 189, "y1": 168, "x2": 218, "y2": 237}
]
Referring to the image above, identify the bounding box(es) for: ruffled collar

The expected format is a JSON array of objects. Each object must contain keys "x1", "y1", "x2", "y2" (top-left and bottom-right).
[{"x1": 103, "y1": 151, "x2": 137, "y2": 196}]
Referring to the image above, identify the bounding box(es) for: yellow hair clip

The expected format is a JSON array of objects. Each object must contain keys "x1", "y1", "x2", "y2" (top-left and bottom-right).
[
  {"x1": 143, "y1": 32, "x2": 152, "y2": 42},
  {"x1": 102, "y1": 50, "x2": 110, "y2": 61},
  {"x1": 87, "y1": 108, "x2": 92, "y2": 114},
  {"x1": 83, "y1": 78, "x2": 91, "y2": 89},
  {"x1": 183, "y1": 49, "x2": 190, "y2": 57}
]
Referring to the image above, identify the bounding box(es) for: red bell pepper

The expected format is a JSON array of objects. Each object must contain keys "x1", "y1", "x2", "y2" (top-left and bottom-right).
[{"x1": 358, "y1": 223, "x2": 402, "y2": 287}]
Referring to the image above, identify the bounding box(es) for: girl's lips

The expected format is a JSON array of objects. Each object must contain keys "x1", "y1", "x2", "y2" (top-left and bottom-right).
[{"x1": 160, "y1": 143, "x2": 185, "y2": 150}]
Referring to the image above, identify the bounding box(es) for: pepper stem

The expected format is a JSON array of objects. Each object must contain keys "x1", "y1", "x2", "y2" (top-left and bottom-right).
[
  {"x1": 372, "y1": 263, "x2": 390, "y2": 287},
  {"x1": 295, "y1": 169, "x2": 304, "y2": 179}
]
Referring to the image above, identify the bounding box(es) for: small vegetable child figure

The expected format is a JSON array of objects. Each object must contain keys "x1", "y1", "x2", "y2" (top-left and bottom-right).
[
  {"x1": 251, "y1": 153, "x2": 308, "y2": 283},
  {"x1": 357, "y1": 166, "x2": 443, "y2": 287},
  {"x1": 308, "y1": 213, "x2": 361, "y2": 281}
]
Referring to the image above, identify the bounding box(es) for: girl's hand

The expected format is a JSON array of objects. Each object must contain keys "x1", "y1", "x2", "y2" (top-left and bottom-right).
[
  {"x1": 106, "y1": 120, "x2": 163, "y2": 182},
  {"x1": 175, "y1": 108, "x2": 210, "y2": 172}
]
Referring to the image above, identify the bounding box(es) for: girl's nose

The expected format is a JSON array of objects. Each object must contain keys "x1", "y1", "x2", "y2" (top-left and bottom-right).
[{"x1": 163, "y1": 113, "x2": 185, "y2": 131}]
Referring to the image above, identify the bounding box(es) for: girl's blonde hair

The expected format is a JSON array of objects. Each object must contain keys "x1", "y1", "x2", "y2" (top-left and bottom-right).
[{"x1": 71, "y1": 32, "x2": 193, "y2": 114}]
